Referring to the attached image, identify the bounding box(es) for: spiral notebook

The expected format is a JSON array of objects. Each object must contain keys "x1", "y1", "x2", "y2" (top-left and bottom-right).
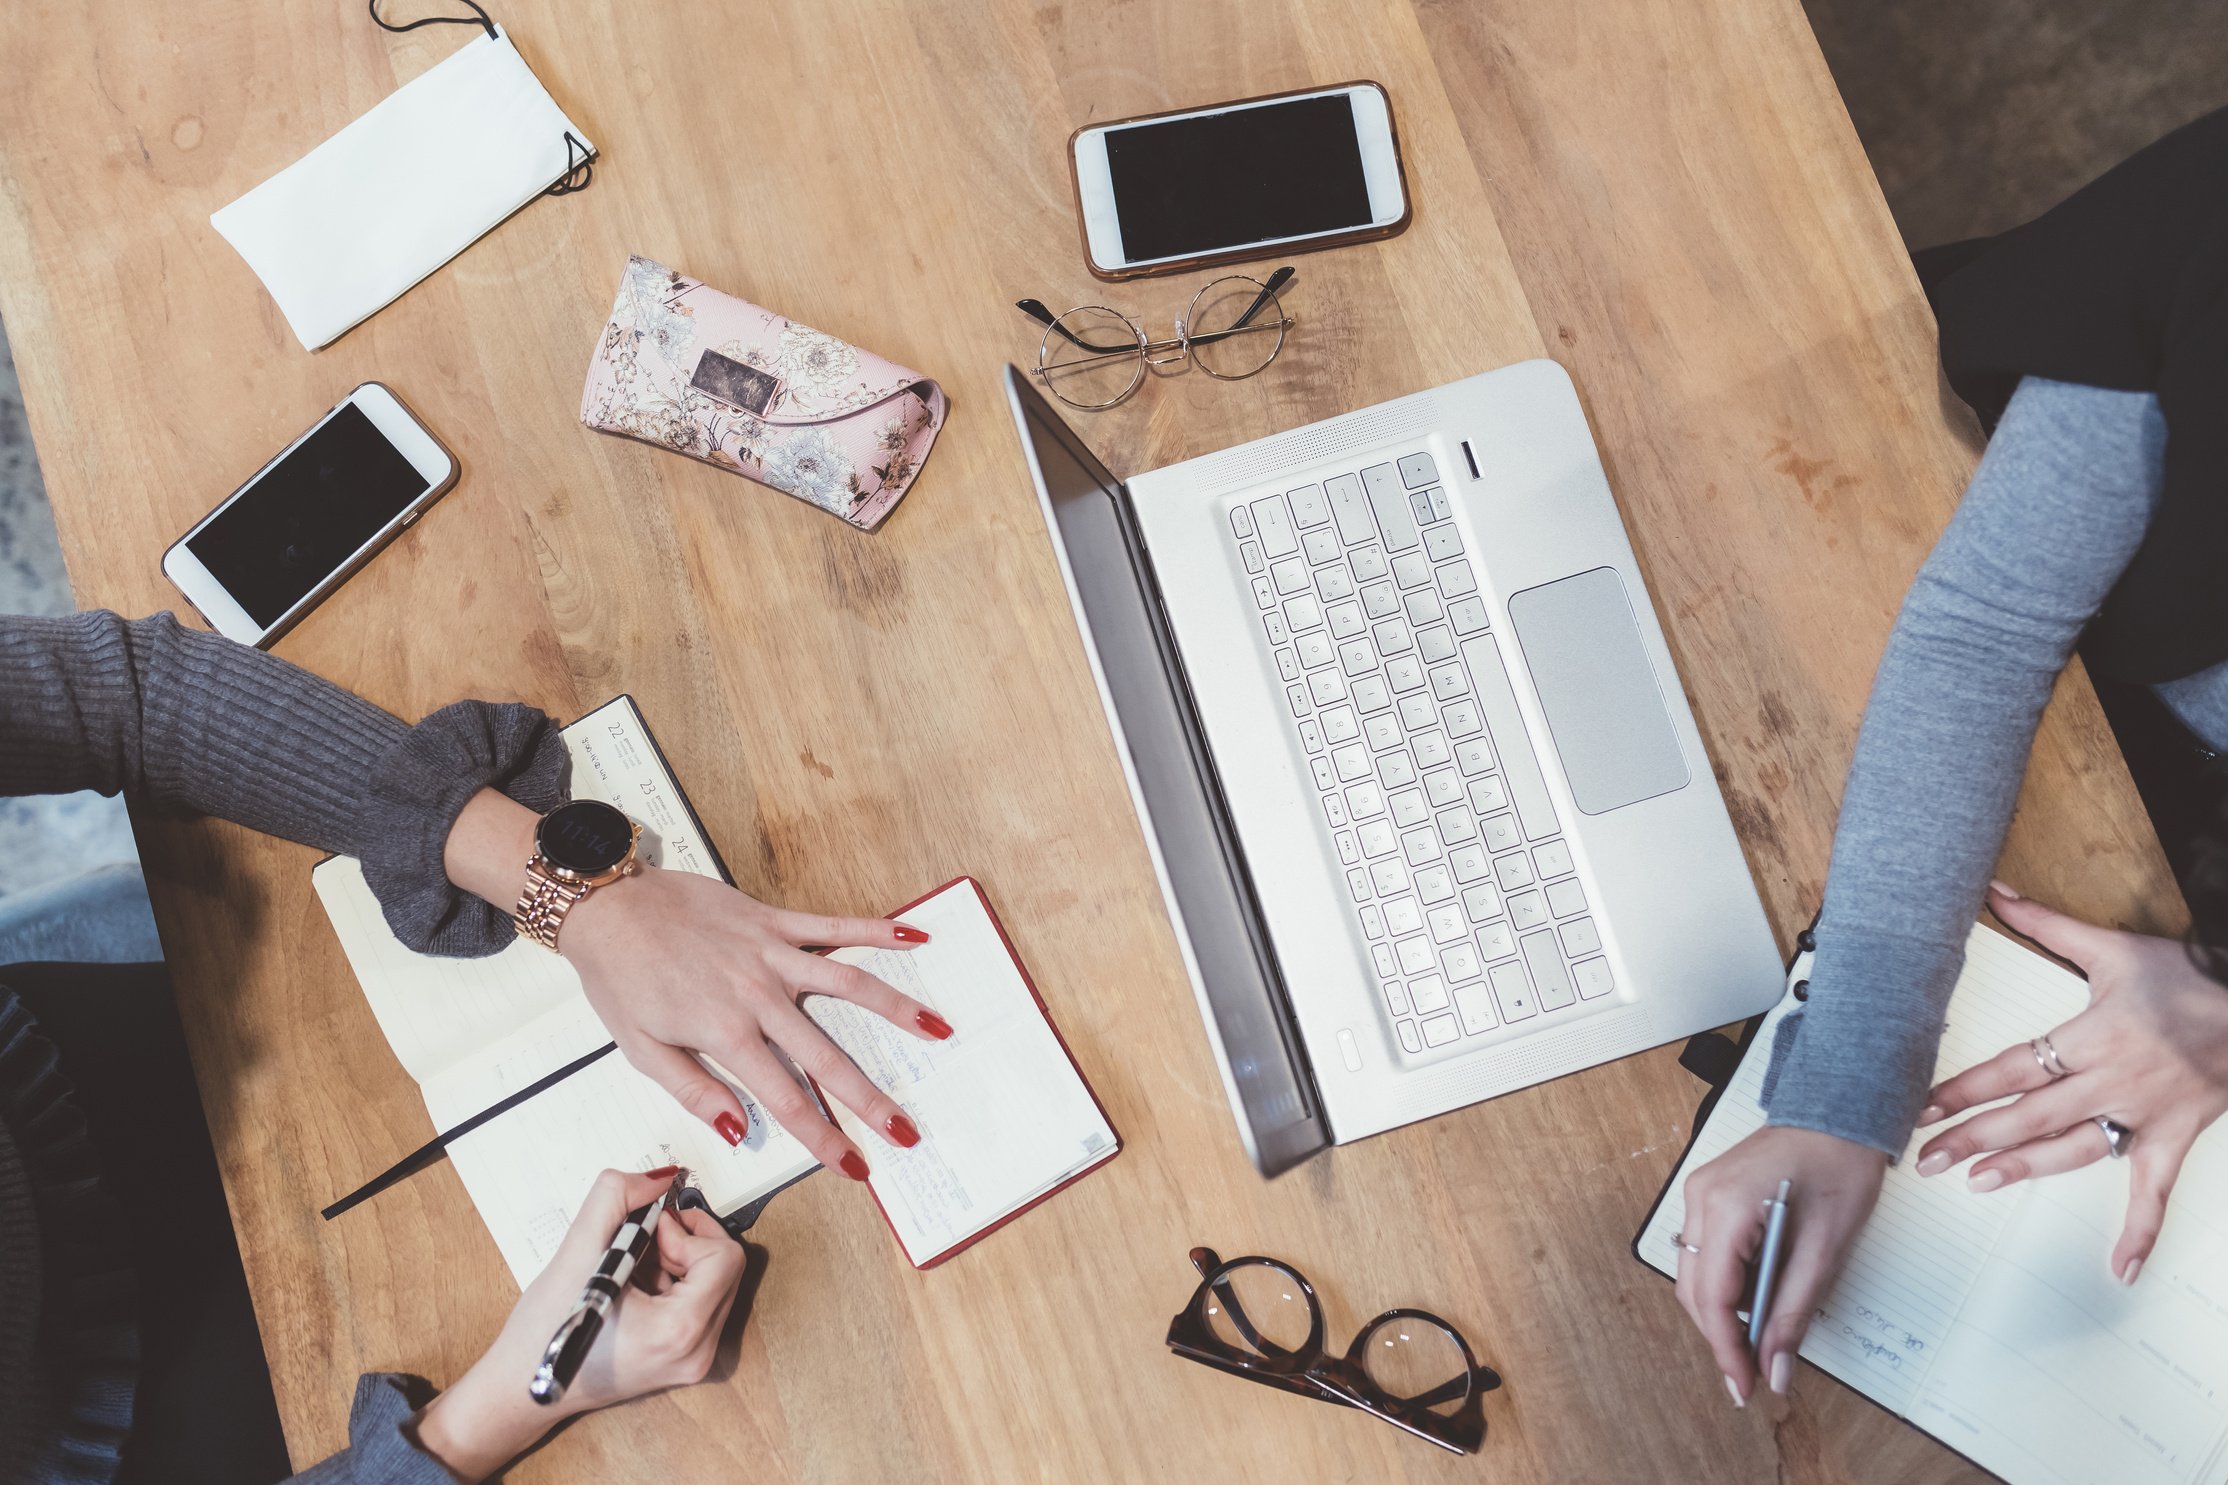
[
  {"x1": 314, "y1": 697, "x2": 1120, "y2": 1282},
  {"x1": 1635, "y1": 924, "x2": 2228, "y2": 1485}
]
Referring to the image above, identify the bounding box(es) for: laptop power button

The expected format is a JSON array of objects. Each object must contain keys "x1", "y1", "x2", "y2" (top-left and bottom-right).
[{"x1": 1336, "y1": 1027, "x2": 1364, "y2": 1072}]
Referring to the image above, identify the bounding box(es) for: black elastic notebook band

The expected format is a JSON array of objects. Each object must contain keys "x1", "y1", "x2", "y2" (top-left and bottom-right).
[
  {"x1": 322, "y1": 1040, "x2": 618, "y2": 1220},
  {"x1": 368, "y1": 0, "x2": 497, "y2": 40}
]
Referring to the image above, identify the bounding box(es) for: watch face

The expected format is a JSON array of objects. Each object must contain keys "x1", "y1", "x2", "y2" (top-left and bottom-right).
[{"x1": 537, "y1": 800, "x2": 635, "y2": 875}]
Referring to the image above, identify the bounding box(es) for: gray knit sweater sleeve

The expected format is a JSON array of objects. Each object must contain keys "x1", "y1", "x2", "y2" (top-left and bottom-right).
[
  {"x1": 1762, "y1": 377, "x2": 2168, "y2": 1155},
  {"x1": 284, "y1": 1375, "x2": 459, "y2": 1485},
  {"x1": 0, "y1": 611, "x2": 568, "y2": 956}
]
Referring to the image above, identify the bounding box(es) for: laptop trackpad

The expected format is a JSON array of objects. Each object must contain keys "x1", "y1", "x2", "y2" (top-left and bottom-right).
[{"x1": 1507, "y1": 567, "x2": 1689, "y2": 814}]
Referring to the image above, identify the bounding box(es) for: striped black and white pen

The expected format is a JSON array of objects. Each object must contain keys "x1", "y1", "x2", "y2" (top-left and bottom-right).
[{"x1": 529, "y1": 1172, "x2": 682, "y2": 1405}]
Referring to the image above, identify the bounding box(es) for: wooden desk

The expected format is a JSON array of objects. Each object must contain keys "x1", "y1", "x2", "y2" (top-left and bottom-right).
[{"x1": 0, "y1": 2, "x2": 2178, "y2": 1480}]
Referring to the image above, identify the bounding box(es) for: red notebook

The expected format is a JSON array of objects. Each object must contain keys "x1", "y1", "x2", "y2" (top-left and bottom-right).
[{"x1": 805, "y1": 877, "x2": 1121, "y2": 1268}]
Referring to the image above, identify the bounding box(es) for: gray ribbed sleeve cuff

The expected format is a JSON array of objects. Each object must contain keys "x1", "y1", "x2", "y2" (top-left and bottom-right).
[
  {"x1": 357, "y1": 701, "x2": 570, "y2": 959},
  {"x1": 284, "y1": 1374, "x2": 456, "y2": 1485},
  {"x1": 1761, "y1": 928, "x2": 1968, "y2": 1158}
]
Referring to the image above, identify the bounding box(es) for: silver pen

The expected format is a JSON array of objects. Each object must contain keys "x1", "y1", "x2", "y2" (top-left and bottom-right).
[
  {"x1": 530, "y1": 1177, "x2": 678, "y2": 1405},
  {"x1": 1747, "y1": 1178, "x2": 1793, "y2": 1353}
]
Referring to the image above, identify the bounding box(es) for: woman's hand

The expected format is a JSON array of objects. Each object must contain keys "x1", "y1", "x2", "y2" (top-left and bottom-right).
[
  {"x1": 444, "y1": 790, "x2": 952, "y2": 1180},
  {"x1": 414, "y1": 1168, "x2": 746, "y2": 1482},
  {"x1": 1914, "y1": 881, "x2": 2228, "y2": 1284},
  {"x1": 1674, "y1": 1126, "x2": 1888, "y2": 1406}
]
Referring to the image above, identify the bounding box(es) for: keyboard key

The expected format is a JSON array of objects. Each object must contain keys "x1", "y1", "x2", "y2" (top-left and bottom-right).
[
  {"x1": 1301, "y1": 528, "x2": 1339, "y2": 565},
  {"x1": 1323, "y1": 792, "x2": 1349, "y2": 827},
  {"x1": 1417, "y1": 625, "x2": 1457, "y2": 663},
  {"x1": 1363, "y1": 463, "x2": 1420, "y2": 552},
  {"x1": 1477, "y1": 920, "x2": 1516, "y2": 960},
  {"x1": 1270, "y1": 557, "x2": 1309, "y2": 595},
  {"x1": 1277, "y1": 648, "x2": 1300, "y2": 682},
  {"x1": 1296, "y1": 631, "x2": 1334, "y2": 669},
  {"x1": 1335, "y1": 743, "x2": 1374, "y2": 784},
  {"x1": 1361, "y1": 581, "x2": 1400, "y2": 619},
  {"x1": 1427, "y1": 904, "x2": 1467, "y2": 944},
  {"x1": 1523, "y1": 931, "x2": 1576, "y2": 1010},
  {"x1": 1534, "y1": 840, "x2": 1575, "y2": 879},
  {"x1": 1253, "y1": 576, "x2": 1277, "y2": 609},
  {"x1": 1423, "y1": 768, "x2": 1464, "y2": 808},
  {"x1": 1371, "y1": 943, "x2": 1397, "y2": 978},
  {"x1": 1397, "y1": 1018, "x2": 1422, "y2": 1053},
  {"x1": 1284, "y1": 594, "x2": 1323, "y2": 632},
  {"x1": 1489, "y1": 960, "x2": 1537, "y2": 1022},
  {"x1": 1436, "y1": 808, "x2": 1478, "y2": 845},
  {"x1": 1338, "y1": 639, "x2": 1376, "y2": 677},
  {"x1": 1311, "y1": 757, "x2": 1334, "y2": 790},
  {"x1": 1463, "y1": 882, "x2": 1504, "y2": 922},
  {"x1": 1453, "y1": 980, "x2": 1497, "y2": 1034},
  {"x1": 1383, "y1": 896, "x2": 1422, "y2": 936},
  {"x1": 1469, "y1": 775, "x2": 1510, "y2": 814},
  {"x1": 1308, "y1": 668, "x2": 1348, "y2": 707},
  {"x1": 1430, "y1": 664, "x2": 1469, "y2": 702},
  {"x1": 1383, "y1": 978, "x2": 1410, "y2": 1016},
  {"x1": 1400, "y1": 825, "x2": 1443, "y2": 866},
  {"x1": 1405, "y1": 587, "x2": 1445, "y2": 626},
  {"x1": 1442, "y1": 700, "x2": 1482, "y2": 739},
  {"x1": 1388, "y1": 788, "x2": 1429, "y2": 828},
  {"x1": 1383, "y1": 656, "x2": 1424, "y2": 694},
  {"x1": 1454, "y1": 738, "x2": 1495, "y2": 776},
  {"x1": 1546, "y1": 878, "x2": 1588, "y2": 918},
  {"x1": 1448, "y1": 844, "x2": 1488, "y2": 883},
  {"x1": 1363, "y1": 714, "x2": 1402, "y2": 751},
  {"x1": 1350, "y1": 545, "x2": 1389, "y2": 583},
  {"x1": 1357, "y1": 819, "x2": 1397, "y2": 857},
  {"x1": 1326, "y1": 600, "x2": 1367, "y2": 638},
  {"x1": 1397, "y1": 693, "x2": 1436, "y2": 731},
  {"x1": 1241, "y1": 540, "x2": 1264, "y2": 572},
  {"x1": 1508, "y1": 891, "x2": 1549, "y2": 930},
  {"x1": 1422, "y1": 1012, "x2": 1460, "y2": 1047},
  {"x1": 1428, "y1": 488, "x2": 1452, "y2": 521},
  {"x1": 1442, "y1": 942, "x2": 1482, "y2": 984},
  {"x1": 1560, "y1": 916, "x2": 1602, "y2": 957},
  {"x1": 1410, "y1": 489, "x2": 1434, "y2": 524},
  {"x1": 1351, "y1": 675, "x2": 1391, "y2": 714},
  {"x1": 1448, "y1": 596, "x2": 1491, "y2": 634},
  {"x1": 1461, "y1": 633, "x2": 1563, "y2": 842},
  {"x1": 1424, "y1": 524, "x2": 1464, "y2": 562},
  {"x1": 1335, "y1": 829, "x2": 1360, "y2": 865},
  {"x1": 1396, "y1": 935, "x2": 1435, "y2": 975},
  {"x1": 1326, "y1": 474, "x2": 1375, "y2": 544},
  {"x1": 1436, "y1": 559, "x2": 1478, "y2": 598},
  {"x1": 1285, "y1": 683, "x2": 1312, "y2": 718},
  {"x1": 1494, "y1": 851, "x2": 1535, "y2": 890},
  {"x1": 1413, "y1": 865, "x2": 1454, "y2": 904},
  {"x1": 1409, "y1": 973, "x2": 1451, "y2": 1014},
  {"x1": 1345, "y1": 865, "x2": 1369, "y2": 900},
  {"x1": 1376, "y1": 751, "x2": 1417, "y2": 789},
  {"x1": 1399, "y1": 452, "x2": 1438, "y2": 488},
  {"x1": 1289, "y1": 483, "x2": 1330, "y2": 528},
  {"x1": 1371, "y1": 859, "x2": 1410, "y2": 897},
  {"x1": 1316, "y1": 565, "x2": 1356, "y2": 602},
  {"x1": 1391, "y1": 551, "x2": 1433, "y2": 590},
  {"x1": 1345, "y1": 781, "x2": 1385, "y2": 820},
  {"x1": 1298, "y1": 718, "x2": 1324, "y2": 754},
  {"x1": 1264, "y1": 612, "x2": 1291, "y2": 647},
  {"x1": 1230, "y1": 505, "x2": 1255, "y2": 537},
  {"x1": 1322, "y1": 706, "x2": 1360, "y2": 745},
  {"x1": 1251, "y1": 495, "x2": 1297, "y2": 556},
  {"x1": 1371, "y1": 619, "x2": 1413, "y2": 655},
  {"x1": 1413, "y1": 730, "x2": 1452, "y2": 769},
  {"x1": 1574, "y1": 957, "x2": 1615, "y2": 999},
  {"x1": 1482, "y1": 813, "x2": 1521, "y2": 852},
  {"x1": 1360, "y1": 903, "x2": 1386, "y2": 939}
]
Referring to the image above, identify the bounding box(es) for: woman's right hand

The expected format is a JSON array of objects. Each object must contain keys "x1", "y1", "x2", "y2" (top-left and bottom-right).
[{"x1": 1673, "y1": 1125, "x2": 1888, "y2": 1405}]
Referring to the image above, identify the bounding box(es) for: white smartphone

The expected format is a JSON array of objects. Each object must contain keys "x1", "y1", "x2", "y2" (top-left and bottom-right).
[
  {"x1": 162, "y1": 383, "x2": 457, "y2": 648},
  {"x1": 1069, "y1": 81, "x2": 1410, "y2": 281}
]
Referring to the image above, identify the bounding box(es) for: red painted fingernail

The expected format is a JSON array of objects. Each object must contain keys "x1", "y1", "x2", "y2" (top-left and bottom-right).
[
  {"x1": 715, "y1": 1111, "x2": 748, "y2": 1146},
  {"x1": 887, "y1": 1113, "x2": 920, "y2": 1148},
  {"x1": 840, "y1": 1151, "x2": 871, "y2": 1181},
  {"x1": 917, "y1": 1009, "x2": 953, "y2": 1040},
  {"x1": 643, "y1": 1164, "x2": 681, "y2": 1180},
  {"x1": 893, "y1": 922, "x2": 931, "y2": 944}
]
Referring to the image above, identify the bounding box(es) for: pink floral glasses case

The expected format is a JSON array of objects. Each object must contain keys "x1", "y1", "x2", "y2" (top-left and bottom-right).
[{"x1": 581, "y1": 256, "x2": 946, "y2": 529}]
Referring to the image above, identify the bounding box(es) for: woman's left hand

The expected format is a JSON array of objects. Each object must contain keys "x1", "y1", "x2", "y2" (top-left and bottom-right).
[{"x1": 1915, "y1": 881, "x2": 2228, "y2": 1284}]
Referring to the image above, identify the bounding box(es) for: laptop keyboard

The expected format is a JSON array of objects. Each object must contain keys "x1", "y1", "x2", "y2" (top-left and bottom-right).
[{"x1": 1226, "y1": 452, "x2": 1616, "y2": 1057}]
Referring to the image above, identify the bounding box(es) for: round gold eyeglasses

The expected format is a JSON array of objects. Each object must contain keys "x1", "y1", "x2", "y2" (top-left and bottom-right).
[{"x1": 1016, "y1": 266, "x2": 1296, "y2": 411}]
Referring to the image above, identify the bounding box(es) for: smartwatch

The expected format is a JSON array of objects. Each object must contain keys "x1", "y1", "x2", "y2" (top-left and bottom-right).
[{"x1": 513, "y1": 799, "x2": 644, "y2": 951}]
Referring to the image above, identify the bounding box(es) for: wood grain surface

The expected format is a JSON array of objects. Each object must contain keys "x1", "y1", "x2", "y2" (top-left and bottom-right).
[{"x1": 0, "y1": 1, "x2": 2180, "y2": 1481}]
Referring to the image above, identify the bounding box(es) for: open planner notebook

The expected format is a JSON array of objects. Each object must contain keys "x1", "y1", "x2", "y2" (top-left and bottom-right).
[
  {"x1": 1637, "y1": 924, "x2": 2228, "y2": 1485},
  {"x1": 315, "y1": 697, "x2": 1119, "y2": 1282}
]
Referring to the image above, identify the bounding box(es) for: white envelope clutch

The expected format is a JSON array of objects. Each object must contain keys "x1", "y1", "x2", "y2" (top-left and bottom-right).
[{"x1": 211, "y1": 24, "x2": 593, "y2": 351}]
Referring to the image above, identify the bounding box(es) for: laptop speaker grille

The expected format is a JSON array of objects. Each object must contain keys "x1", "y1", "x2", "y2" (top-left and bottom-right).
[{"x1": 1188, "y1": 394, "x2": 1442, "y2": 491}]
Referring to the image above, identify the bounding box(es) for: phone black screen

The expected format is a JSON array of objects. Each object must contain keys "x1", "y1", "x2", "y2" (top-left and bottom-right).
[
  {"x1": 1104, "y1": 93, "x2": 1375, "y2": 263},
  {"x1": 186, "y1": 402, "x2": 430, "y2": 628}
]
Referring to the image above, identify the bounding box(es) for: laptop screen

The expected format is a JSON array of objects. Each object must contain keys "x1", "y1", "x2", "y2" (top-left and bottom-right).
[{"x1": 1005, "y1": 367, "x2": 1327, "y2": 1175}]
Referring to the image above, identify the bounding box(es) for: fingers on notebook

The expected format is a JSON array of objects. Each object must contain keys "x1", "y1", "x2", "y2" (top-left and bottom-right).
[
  {"x1": 721, "y1": 1036, "x2": 868, "y2": 1178},
  {"x1": 1925, "y1": 1034, "x2": 2061, "y2": 1117},
  {"x1": 1966, "y1": 1121, "x2": 2108, "y2": 1190},
  {"x1": 2114, "y1": 1136, "x2": 2189, "y2": 1282},
  {"x1": 763, "y1": 1000, "x2": 915, "y2": 1151},
  {"x1": 1916, "y1": 1078, "x2": 2088, "y2": 1175},
  {"x1": 627, "y1": 1039, "x2": 755, "y2": 1147},
  {"x1": 794, "y1": 955, "x2": 946, "y2": 1040},
  {"x1": 1759, "y1": 1240, "x2": 1837, "y2": 1394},
  {"x1": 775, "y1": 910, "x2": 928, "y2": 950}
]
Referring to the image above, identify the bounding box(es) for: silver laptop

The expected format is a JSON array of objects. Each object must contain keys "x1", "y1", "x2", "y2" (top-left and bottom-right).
[{"x1": 1006, "y1": 359, "x2": 1782, "y2": 1174}]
